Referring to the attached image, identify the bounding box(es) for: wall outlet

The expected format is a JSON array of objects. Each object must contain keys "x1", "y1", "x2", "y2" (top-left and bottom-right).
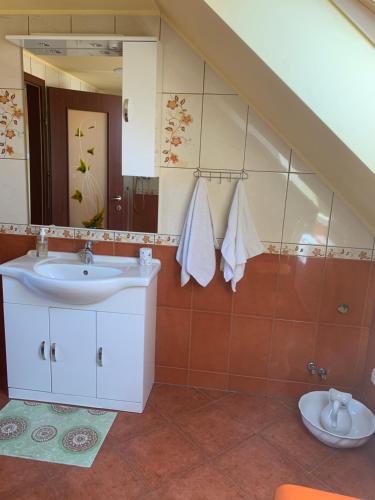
[{"x1": 371, "y1": 368, "x2": 375, "y2": 386}]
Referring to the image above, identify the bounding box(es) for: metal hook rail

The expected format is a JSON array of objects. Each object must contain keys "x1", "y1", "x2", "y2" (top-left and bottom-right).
[{"x1": 193, "y1": 168, "x2": 248, "y2": 182}]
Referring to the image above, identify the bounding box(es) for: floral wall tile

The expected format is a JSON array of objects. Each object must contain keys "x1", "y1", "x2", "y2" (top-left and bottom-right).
[
  {"x1": 161, "y1": 93, "x2": 202, "y2": 168},
  {"x1": 74, "y1": 228, "x2": 114, "y2": 241},
  {"x1": 0, "y1": 89, "x2": 25, "y2": 159},
  {"x1": 155, "y1": 234, "x2": 180, "y2": 246},
  {"x1": 281, "y1": 243, "x2": 326, "y2": 258},
  {"x1": 326, "y1": 246, "x2": 372, "y2": 261},
  {"x1": 263, "y1": 242, "x2": 282, "y2": 255},
  {"x1": 114, "y1": 231, "x2": 155, "y2": 245}
]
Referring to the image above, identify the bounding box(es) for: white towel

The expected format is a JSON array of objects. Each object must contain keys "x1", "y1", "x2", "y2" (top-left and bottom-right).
[
  {"x1": 176, "y1": 177, "x2": 217, "y2": 287},
  {"x1": 221, "y1": 180, "x2": 264, "y2": 291}
]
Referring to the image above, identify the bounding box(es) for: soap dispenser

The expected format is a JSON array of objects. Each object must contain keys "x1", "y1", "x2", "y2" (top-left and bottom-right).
[{"x1": 36, "y1": 227, "x2": 49, "y2": 258}]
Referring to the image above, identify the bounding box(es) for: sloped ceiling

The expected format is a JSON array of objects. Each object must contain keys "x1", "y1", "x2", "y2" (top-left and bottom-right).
[{"x1": 156, "y1": 0, "x2": 375, "y2": 233}]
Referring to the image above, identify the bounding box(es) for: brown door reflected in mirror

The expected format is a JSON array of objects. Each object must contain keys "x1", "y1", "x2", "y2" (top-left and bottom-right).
[{"x1": 48, "y1": 87, "x2": 125, "y2": 230}]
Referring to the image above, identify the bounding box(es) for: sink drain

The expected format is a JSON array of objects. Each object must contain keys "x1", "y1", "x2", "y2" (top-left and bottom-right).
[{"x1": 83, "y1": 270, "x2": 88, "y2": 276}]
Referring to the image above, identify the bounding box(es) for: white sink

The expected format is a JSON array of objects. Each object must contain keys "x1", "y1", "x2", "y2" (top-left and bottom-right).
[{"x1": 0, "y1": 251, "x2": 160, "y2": 305}]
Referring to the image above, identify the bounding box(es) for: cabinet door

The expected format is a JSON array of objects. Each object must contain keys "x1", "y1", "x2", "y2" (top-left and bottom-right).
[
  {"x1": 97, "y1": 312, "x2": 144, "y2": 402},
  {"x1": 122, "y1": 41, "x2": 161, "y2": 177},
  {"x1": 49, "y1": 308, "x2": 96, "y2": 397},
  {"x1": 4, "y1": 303, "x2": 51, "y2": 392}
]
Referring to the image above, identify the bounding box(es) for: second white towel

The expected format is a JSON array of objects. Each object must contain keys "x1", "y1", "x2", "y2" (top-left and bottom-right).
[
  {"x1": 221, "y1": 180, "x2": 264, "y2": 291},
  {"x1": 176, "y1": 177, "x2": 217, "y2": 287}
]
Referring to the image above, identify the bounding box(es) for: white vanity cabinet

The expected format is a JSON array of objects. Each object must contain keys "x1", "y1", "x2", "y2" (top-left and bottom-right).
[{"x1": 2, "y1": 268, "x2": 158, "y2": 413}]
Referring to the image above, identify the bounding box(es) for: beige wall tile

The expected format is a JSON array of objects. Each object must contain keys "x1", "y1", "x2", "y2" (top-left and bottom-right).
[
  {"x1": 0, "y1": 16, "x2": 28, "y2": 88},
  {"x1": 290, "y1": 150, "x2": 314, "y2": 173},
  {"x1": 328, "y1": 195, "x2": 374, "y2": 248},
  {"x1": 23, "y1": 52, "x2": 31, "y2": 74},
  {"x1": 29, "y1": 15, "x2": 72, "y2": 34},
  {"x1": 45, "y1": 66, "x2": 60, "y2": 87},
  {"x1": 161, "y1": 20, "x2": 204, "y2": 93},
  {"x1": 245, "y1": 106, "x2": 290, "y2": 172},
  {"x1": 115, "y1": 15, "x2": 159, "y2": 37},
  {"x1": 204, "y1": 64, "x2": 236, "y2": 95},
  {"x1": 158, "y1": 167, "x2": 195, "y2": 235},
  {"x1": 246, "y1": 172, "x2": 288, "y2": 242},
  {"x1": 0, "y1": 159, "x2": 28, "y2": 224},
  {"x1": 200, "y1": 95, "x2": 248, "y2": 172},
  {"x1": 30, "y1": 57, "x2": 46, "y2": 81},
  {"x1": 283, "y1": 173, "x2": 333, "y2": 245},
  {"x1": 71, "y1": 15, "x2": 115, "y2": 34}
]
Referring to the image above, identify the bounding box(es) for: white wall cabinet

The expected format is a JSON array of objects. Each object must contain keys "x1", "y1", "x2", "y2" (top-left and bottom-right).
[
  {"x1": 2, "y1": 277, "x2": 157, "y2": 413},
  {"x1": 122, "y1": 41, "x2": 162, "y2": 178}
]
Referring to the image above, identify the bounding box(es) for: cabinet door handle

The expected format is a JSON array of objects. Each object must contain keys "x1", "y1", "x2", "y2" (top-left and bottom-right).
[
  {"x1": 98, "y1": 347, "x2": 103, "y2": 367},
  {"x1": 123, "y1": 98, "x2": 129, "y2": 122},
  {"x1": 51, "y1": 343, "x2": 57, "y2": 362},
  {"x1": 40, "y1": 341, "x2": 46, "y2": 360}
]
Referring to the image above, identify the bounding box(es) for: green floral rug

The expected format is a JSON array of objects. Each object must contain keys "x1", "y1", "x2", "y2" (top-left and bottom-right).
[{"x1": 0, "y1": 400, "x2": 117, "y2": 467}]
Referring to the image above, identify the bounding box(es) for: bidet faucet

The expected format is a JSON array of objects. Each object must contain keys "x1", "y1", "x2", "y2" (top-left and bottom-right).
[{"x1": 79, "y1": 241, "x2": 94, "y2": 265}]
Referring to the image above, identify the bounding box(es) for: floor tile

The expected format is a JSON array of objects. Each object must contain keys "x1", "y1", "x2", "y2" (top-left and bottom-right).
[
  {"x1": 121, "y1": 425, "x2": 204, "y2": 490},
  {"x1": 106, "y1": 403, "x2": 169, "y2": 446},
  {"x1": 216, "y1": 393, "x2": 291, "y2": 433},
  {"x1": 149, "y1": 463, "x2": 246, "y2": 499},
  {"x1": 175, "y1": 400, "x2": 253, "y2": 457},
  {"x1": 46, "y1": 446, "x2": 147, "y2": 500},
  {"x1": 260, "y1": 412, "x2": 335, "y2": 472},
  {"x1": 215, "y1": 435, "x2": 331, "y2": 500},
  {"x1": 148, "y1": 384, "x2": 210, "y2": 419},
  {"x1": 312, "y1": 439, "x2": 375, "y2": 500}
]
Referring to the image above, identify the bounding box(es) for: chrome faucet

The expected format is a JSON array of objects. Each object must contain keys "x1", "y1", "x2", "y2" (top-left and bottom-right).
[{"x1": 79, "y1": 241, "x2": 94, "y2": 265}]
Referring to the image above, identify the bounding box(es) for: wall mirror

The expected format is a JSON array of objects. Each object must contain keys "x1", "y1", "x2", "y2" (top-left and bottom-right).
[{"x1": 14, "y1": 35, "x2": 159, "y2": 233}]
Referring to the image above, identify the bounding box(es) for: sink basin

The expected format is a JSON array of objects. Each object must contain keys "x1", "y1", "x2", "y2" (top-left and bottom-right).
[{"x1": 0, "y1": 251, "x2": 160, "y2": 305}]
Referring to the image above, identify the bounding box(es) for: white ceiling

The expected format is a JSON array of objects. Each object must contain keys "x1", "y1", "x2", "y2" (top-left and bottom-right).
[{"x1": 36, "y1": 54, "x2": 123, "y2": 94}]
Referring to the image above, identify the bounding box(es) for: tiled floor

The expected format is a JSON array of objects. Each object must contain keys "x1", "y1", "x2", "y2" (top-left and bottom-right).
[{"x1": 0, "y1": 384, "x2": 374, "y2": 500}]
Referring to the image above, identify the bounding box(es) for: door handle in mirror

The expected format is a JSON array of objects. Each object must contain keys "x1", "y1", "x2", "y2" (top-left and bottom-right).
[
  {"x1": 98, "y1": 347, "x2": 103, "y2": 367},
  {"x1": 40, "y1": 341, "x2": 47, "y2": 360},
  {"x1": 123, "y1": 98, "x2": 129, "y2": 122},
  {"x1": 51, "y1": 342, "x2": 57, "y2": 362}
]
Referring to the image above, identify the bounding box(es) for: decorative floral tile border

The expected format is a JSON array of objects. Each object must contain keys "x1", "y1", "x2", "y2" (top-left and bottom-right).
[
  {"x1": 114, "y1": 231, "x2": 155, "y2": 245},
  {"x1": 280, "y1": 243, "x2": 326, "y2": 258},
  {"x1": 0, "y1": 89, "x2": 25, "y2": 159},
  {"x1": 326, "y1": 246, "x2": 373, "y2": 261},
  {"x1": 1, "y1": 224, "x2": 374, "y2": 261}
]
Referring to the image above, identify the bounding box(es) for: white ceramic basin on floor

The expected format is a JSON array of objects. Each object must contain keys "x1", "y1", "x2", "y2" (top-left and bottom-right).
[
  {"x1": 299, "y1": 391, "x2": 375, "y2": 448},
  {"x1": 0, "y1": 251, "x2": 160, "y2": 305}
]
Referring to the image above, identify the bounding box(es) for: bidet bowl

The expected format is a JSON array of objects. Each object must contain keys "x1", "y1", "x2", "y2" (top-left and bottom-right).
[{"x1": 299, "y1": 391, "x2": 375, "y2": 448}]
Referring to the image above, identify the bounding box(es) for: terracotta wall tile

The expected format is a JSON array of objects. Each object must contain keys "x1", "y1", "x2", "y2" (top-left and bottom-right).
[
  {"x1": 228, "y1": 375, "x2": 268, "y2": 395},
  {"x1": 276, "y1": 256, "x2": 325, "y2": 322},
  {"x1": 153, "y1": 246, "x2": 192, "y2": 309},
  {"x1": 156, "y1": 307, "x2": 191, "y2": 368},
  {"x1": 315, "y1": 324, "x2": 362, "y2": 386},
  {"x1": 189, "y1": 370, "x2": 229, "y2": 390},
  {"x1": 192, "y1": 255, "x2": 233, "y2": 313},
  {"x1": 155, "y1": 366, "x2": 188, "y2": 385},
  {"x1": 0, "y1": 235, "x2": 373, "y2": 399},
  {"x1": 190, "y1": 311, "x2": 231, "y2": 372},
  {"x1": 233, "y1": 254, "x2": 279, "y2": 318},
  {"x1": 319, "y1": 259, "x2": 370, "y2": 326},
  {"x1": 269, "y1": 320, "x2": 317, "y2": 382},
  {"x1": 0, "y1": 234, "x2": 35, "y2": 263},
  {"x1": 363, "y1": 262, "x2": 375, "y2": 328},
  {"x1": 229, "y1": 316, "x2": 273, "y2": 378}
]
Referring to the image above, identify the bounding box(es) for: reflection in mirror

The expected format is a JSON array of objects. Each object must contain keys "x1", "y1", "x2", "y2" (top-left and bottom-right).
[{"x1": 23, "y1": 47, "x2": 159, "y2": 232}]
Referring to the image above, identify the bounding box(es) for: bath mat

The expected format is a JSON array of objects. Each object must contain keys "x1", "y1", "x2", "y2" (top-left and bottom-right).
[{"x1": 0, "y1": 400, "x2": 117, "y2": 468}]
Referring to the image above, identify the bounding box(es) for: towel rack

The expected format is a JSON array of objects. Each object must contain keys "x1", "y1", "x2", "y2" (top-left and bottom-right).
[{"x1": 193, "y1": 168, "x2": 248, "y2": 182}]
